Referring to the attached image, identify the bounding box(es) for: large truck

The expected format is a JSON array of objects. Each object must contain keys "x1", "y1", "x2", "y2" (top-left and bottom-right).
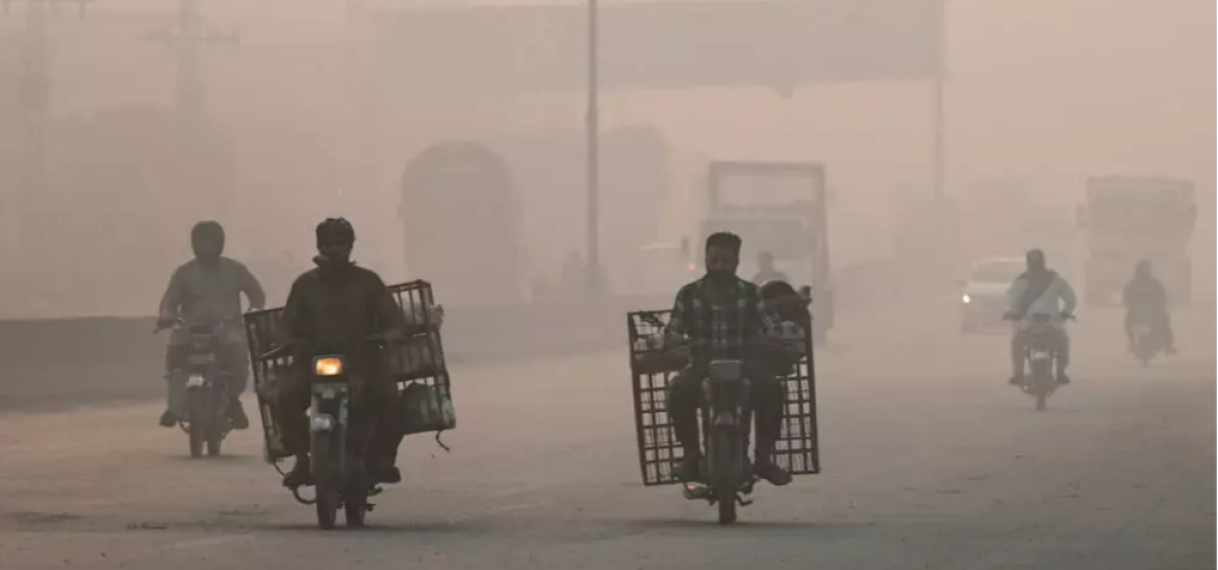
[
  {"x1": 1077, "y1": 176, "x2": 1197, "y2": 307},
  {"x1": 698, "y1": 160, "x2": 833, "y2": 339}
]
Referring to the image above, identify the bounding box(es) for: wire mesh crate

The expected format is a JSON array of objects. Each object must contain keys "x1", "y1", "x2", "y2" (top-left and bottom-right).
[
  {"x1": 242, "y1": 279, "x2": 455, "y2": 463},
  {"x1": 627, "y1": 309, "x2": 821, "y2": 486}
]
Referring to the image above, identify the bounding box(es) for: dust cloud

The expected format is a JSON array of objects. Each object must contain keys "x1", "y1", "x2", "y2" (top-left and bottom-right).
[{"x1": 0, "y1": 0, "x2": 1211, "y2": 317}]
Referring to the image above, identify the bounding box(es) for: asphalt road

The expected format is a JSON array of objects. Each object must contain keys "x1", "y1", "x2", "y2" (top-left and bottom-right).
[{"x1": 1, "y1": 307, "x2": 1213, "y2": 570}]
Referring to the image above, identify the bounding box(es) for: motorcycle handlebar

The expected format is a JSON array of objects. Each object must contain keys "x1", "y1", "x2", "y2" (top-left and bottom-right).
[
  {"x1": 258, "y1": 331, "x2": 406, "y2": 360},
  {"x1": 153, "y1": 315, "x2": 242, "y2": 335}
]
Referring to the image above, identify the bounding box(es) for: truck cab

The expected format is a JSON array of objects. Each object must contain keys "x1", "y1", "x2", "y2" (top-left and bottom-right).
[
  {"x1": 700, "y1": 160, "x2": 833, "y2": 338},
  {"x1": 1078, "y1": 176, "x2": 1195, "y2": 307}
]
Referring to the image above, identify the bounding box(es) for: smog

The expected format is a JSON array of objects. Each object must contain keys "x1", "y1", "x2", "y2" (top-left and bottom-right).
[{"x1": 0, "y1": 0, "x2": 1211, "y2": 568}]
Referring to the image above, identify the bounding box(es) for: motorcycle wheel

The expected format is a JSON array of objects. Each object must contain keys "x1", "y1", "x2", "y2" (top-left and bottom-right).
[
  {"x1": 344, "y1": 494, "x2": 366, "y2": 528},
  {"x1": 1029, "y1": 362, "x2": 1051, "y2": 412},
  {"x1": 206, "y1": 438, "x2": 222, "y2": 457},
  {"x1": 187, "y1": 395, "x2": 205, "y2": 458},
  {"x1": 711, "y1": 432, "x2": 742, "y2": 525},
  {"x1": 312, "y1": 435, "x2": 339, "y2": 530}
]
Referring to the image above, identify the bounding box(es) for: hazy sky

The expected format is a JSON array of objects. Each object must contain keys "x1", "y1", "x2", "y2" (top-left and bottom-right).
[{"x1": 0, "y1": 0, "x2": 1211, "y2": 316}]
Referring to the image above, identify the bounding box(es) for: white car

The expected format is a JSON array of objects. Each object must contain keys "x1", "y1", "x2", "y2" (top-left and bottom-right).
[{"x1": 959, "y1": 257, "x2": 1026, "y2": 333}]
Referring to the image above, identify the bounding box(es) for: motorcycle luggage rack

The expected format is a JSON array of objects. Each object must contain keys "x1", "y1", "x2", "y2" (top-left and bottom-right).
[
  {"x1": 627, "y1": 310, "x2": 821, "y2": 487},
  {"x1": 243, "y1": 280, "x2": 456, "y2": 465}
]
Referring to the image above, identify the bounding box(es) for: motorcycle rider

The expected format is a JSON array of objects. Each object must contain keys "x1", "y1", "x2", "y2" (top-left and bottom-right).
[
  {"x1": 275, "y1": 218, "x2": 408, "y2": 489},
  {"x1": 664, "y1": 232, "x2": 793, "y2": 487},
  {"x1": 157, "y1": 221, "x2": 266, "y2": 429},
  {"x1": 1122, "y1": 260, "x2": 1176, "y2": 354},
  {"x1": 1004, "y1": 249, "x2": 1077, "y2": 386},
  {"x1": 752, "y1": 251, "x2": 789, "y2": 284}
]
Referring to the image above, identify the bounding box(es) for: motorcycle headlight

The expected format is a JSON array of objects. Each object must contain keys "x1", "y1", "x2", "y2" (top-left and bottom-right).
[
  {"x1": 314, "y1": 356, "x2": 344, "y2": 377},
  {"x1": 961, "y1": 294, "x2": 971, "y2": 304}
]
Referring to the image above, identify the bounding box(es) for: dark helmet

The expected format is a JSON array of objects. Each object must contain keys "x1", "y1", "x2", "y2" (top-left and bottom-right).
[
  {"x1": 316, "y1": 217, "x2": 356, "y2": 246},
  {"x1": 190, "y1": 221, "x2": 225, "y2": 255},
  {"x1": 1135, "y1": 259, "x2": 1152, "y2": 275},
  {"x1": 759, "y1": 279, "x2": 798, "y2": 301},
  {"x1": 1026, "y1": 248, "x2": 1046, "y2": 266},
  {"x1": 760, "y1": 279, "x2": 811, "y2": 328}
]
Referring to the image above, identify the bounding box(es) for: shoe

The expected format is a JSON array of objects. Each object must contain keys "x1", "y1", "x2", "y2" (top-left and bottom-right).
[
  {"x1": 753, "y1": 457, "x2": 793, "y2": 487},
  {"x1": 282, "y1": 456, "x2": 313, "y2": 488},
  {"x1": 159, "y1": 409, "x2": 179, "y2": 428},
  {"x1": 1056, "y1": 373, "x2": 1071, "y2": 386},
  {"x1": 227, "y1": 399, "x2": 250, "y2": 430},
  {"x1": 1007, "y1": 375, "x2": 1024, "y2": 387},
  {"x1": 670, "y1": 454, "x2": 701, "y2": 482}
]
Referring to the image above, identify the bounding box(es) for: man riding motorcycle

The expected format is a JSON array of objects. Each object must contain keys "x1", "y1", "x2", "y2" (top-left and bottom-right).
[
  {"x1": 274, "y1": 218, "x2": 408, "y2": 489},
  {"x1": 664, "y1": 232, "x2": 793, "y2": 487},
  {"x1": 1004, "y1": 249, "x2": 1077, "y2": 386},
  {"x1": 158, "y1": 221, "x2": 266, "y2": 429},
  {"x1": 1123, "y1": 260, "x2": 1176, "y2": 354}
]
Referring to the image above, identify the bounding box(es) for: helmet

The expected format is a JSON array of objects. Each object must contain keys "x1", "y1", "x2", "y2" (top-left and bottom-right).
[
  {"x1": 759, "y1": 279, "x2": 798, "y2": 301},
  {"x1": 315, "y1": 217, "x2": 356, "y2": 246},
  {"x1": 190, "y1": 221, "x2": 225, "y2": 255},
  {"x1": 1026, "y1": 248, "x2": 1046, "y2": 265}
]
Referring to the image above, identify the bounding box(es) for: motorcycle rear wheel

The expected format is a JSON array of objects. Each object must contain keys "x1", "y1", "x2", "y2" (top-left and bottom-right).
[{"x1": 344, "y1": 494, "x2": 366, "y2": 527}]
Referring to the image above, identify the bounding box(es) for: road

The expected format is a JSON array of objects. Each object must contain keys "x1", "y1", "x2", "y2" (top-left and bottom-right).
[{"x1": 0, "y1": 307, "x2": 1213, "y2": 570}]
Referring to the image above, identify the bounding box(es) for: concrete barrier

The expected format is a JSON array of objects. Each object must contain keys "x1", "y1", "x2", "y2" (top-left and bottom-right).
[{"x1": 0, "y1": 295, "x2": 670, "y2": 411}]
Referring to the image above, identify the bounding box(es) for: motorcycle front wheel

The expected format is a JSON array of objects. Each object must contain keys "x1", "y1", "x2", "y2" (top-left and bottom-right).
[
  {"x1": 711, "y1": 432, "x2": 743, "y2": 525},
  {"x1": 187, "y1": 394, "x2": 206, "y2": 458},
  {"x1": 311, "y1": 434, "x2": 340, "y2": 530}
]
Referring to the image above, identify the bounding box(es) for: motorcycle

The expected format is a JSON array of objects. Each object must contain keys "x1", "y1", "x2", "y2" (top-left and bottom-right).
[
  {"x1": 1012, "y1": 313, "x2": 1073, "y2": 411},
  {"x1": 685, "y1": 358, "x2": 755, "y2": 525},
  {"x1": 262, "y1": 336, "x2": 390, "y2": 530},
  {"x1": 678, "y1": 341, "x2": 804, "y2": 525},
  {"x1": 1128, "y1": 310, "x2": 1162, "y2": 366},
  {"x1": 156, "y1": 317, "x2": 238, "y2": 458}
]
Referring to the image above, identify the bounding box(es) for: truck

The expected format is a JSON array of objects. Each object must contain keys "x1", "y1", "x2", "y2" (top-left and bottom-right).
[
  {"x1": 699, "y1": 160, "x2": 833, "y2": 340},
  {"x1": 1077, "y1": 176, "x2": 1197, "y2": 307}
]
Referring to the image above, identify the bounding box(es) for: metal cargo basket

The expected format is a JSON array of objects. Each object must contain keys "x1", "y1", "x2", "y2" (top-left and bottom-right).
[
  {"x1": 626, "y1": 309, "x2": 821, "y2": 487},
  {"x1": 242, "y1": 279, "x2": 456, "y2": 463}
]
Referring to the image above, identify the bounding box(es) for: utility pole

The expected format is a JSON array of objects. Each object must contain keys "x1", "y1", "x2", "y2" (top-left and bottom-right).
[
  {"x1": 145, "y1": 0, "x2": 236, "y2": 220},
  {"x1": 342, "y1": 0, "x2": 364, "y2": 199},
  {"x1": 1, "y1": 0, "x2": 89, "y2": 264},
  {"x1": 585, "y1": 0, "x2": 602, "y2": 293}
]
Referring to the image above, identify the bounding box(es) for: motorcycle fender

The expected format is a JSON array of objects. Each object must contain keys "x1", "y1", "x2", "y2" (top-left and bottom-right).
[{"x1": 1030, "y1": 350, "x2": 1052, "y2": 362}]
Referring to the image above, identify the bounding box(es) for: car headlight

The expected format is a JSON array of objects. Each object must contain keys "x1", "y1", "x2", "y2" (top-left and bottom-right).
[
  {"x1": 961, "y1": 294, "x2": 971, "y2": 304},
  {"x1": 314, "y1": 356, "x2": 344, "y2": 376}
]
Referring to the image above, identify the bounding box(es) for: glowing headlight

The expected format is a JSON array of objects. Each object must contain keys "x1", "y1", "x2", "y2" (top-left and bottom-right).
[
  {"x1": 961, "y1": 294, "x2": 972, "y2": 304},
  {"x1": 314, "y1": 356, "x2": 344, "y2": 376}
]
